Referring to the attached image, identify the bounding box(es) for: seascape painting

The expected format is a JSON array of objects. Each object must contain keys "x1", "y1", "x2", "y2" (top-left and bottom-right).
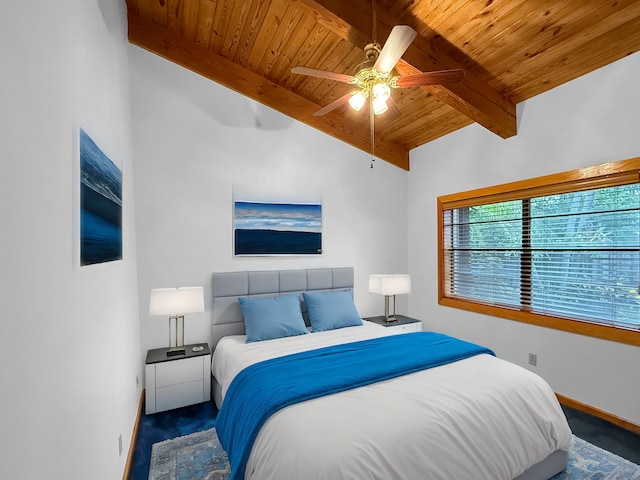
[
  {"x1": 80, "y1": 128, "x2": 122, "y2": 265},
  {"x1": 234, "y1": 201, "x2": 322, "y2": 256}
]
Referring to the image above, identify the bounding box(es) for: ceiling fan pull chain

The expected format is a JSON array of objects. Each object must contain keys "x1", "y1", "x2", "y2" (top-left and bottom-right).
[{"x1": 370, "y1": 90, "x2": 375, "y2": 168}]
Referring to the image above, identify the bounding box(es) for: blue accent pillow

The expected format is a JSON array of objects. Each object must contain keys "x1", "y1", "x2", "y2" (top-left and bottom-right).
[
  {"x1": 238, "y1": 294, "x2": 308, "y2": 343},
  {"x1": 303, "y1": 289, "x2": 363, "y2": 332}
]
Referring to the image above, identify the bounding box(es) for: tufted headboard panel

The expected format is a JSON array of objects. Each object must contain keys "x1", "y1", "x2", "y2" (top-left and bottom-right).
[{"x1": 211, "y1": 267, "x2": 354, "y2": 349}]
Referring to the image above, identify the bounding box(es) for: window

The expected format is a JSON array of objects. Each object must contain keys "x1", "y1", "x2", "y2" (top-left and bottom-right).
[{"x1": 438, "y1": 158, "x2": 640, "y2": 346}]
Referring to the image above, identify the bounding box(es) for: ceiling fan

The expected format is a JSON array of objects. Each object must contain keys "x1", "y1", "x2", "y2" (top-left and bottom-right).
[{"x1": 291, "y1": 25, "x2": 465, "y2": 118}]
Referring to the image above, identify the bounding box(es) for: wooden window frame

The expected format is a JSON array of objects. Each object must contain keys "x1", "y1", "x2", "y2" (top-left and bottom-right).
[{"x1": 438, "y1": 157, "x2": 640, "y2": 347}]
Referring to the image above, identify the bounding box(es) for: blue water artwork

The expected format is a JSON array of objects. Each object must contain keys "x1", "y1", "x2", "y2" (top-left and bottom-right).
[
  {"x1": 234, "y1": 201, "x2": 322, "y2": 255},
  {"x1": 80, "y1": 128, "x2": 122, "y2": 265}
]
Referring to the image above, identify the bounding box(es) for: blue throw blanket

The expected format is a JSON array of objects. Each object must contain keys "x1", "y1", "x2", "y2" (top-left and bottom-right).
[{"x1": 216, "y1": 332, "x2": 494, "y2": 480}]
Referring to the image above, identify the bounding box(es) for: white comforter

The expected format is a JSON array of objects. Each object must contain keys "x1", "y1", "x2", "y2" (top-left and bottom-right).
[{"x1": 212, "y1": 323, "x2": 573, "y2": 480}]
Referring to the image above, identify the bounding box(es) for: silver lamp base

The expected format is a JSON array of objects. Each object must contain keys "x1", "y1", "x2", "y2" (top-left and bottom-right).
[
  {"x1": 384, "y1": 295, "x2": 398, "y2": 322},
  {"x1": 167, "y1": 315, "x2": 186, "y2": 355}
]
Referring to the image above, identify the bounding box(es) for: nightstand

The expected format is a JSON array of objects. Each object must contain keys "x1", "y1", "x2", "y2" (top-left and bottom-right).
[
  {"x1": 364, "y1": 315, "x2": 422, "y2": 334},
  {"x1": 145, "y1": 343, "x2": 211, "y2": 415}
]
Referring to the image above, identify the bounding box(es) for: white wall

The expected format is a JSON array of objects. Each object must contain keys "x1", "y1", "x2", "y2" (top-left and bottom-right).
[
  {"x1": 128, "y1": 47, "x2": 409, "y2": 357},
  {"x1": 0, "y1": 1, "x2": 141, "y2": 478},
  {"x1": 408, "y1": 52, "x2": 640, "y2": 425}
]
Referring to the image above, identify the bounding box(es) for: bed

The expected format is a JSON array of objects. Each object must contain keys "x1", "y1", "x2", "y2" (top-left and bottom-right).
[{"x1": 211, "y1": 267, "x2": 573, "y2": 480}]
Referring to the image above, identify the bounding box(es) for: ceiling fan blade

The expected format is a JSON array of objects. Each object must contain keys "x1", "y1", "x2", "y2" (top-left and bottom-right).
[
  {"x1": 291, "y1": 66, "x2": 354, "y2": 84},
  {"x1": 374, "y1": 25, "x2": 417, "y2": 74},
  {"x1": 313, "y1": 92, "x2": 353, "y2": 117},
  {"x1": 394, "y1": 69, "x2": 465, "y2": 88}
]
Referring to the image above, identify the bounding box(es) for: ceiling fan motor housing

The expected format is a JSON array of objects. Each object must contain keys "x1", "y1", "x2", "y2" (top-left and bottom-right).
[{"x1": 364, "y1": 42, "x2": 381, "y2": 60}]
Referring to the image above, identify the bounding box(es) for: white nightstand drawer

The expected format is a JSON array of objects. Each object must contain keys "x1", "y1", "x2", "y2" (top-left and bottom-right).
[
  {"x1": 387, "y1": 322, "x2": 422, "y2": 334},
  {"x1": 156, "y1": 356, "x2": 203, "y2": 388},
  {"x1": 156, "y1": 380, "x2": 205, "y2": 412}
]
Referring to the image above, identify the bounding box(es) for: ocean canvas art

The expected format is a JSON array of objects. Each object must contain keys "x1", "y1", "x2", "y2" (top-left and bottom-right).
[
  {"x1": 234, "y1": 201, "x2": 322, "y2": 255},
  {"x1": 80, "y1": 128, "x2": 122, "y2": 265}
]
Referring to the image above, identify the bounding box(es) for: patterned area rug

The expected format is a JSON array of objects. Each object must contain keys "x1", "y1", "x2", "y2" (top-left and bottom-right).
[
  {"x1": 148, "y1": 428, "x2": 229, "y2": 480},
  {"x1": 552, "y1": 436, "x2": 640, "y2": 479},
  {"x1": 148, "y1": 430, "x2": 640, "y2": 480}
]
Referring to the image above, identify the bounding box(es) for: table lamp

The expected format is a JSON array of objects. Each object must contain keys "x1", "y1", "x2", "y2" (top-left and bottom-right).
[
  {"x1": 149, "y1": 286, "x2": 205, "y2": 356},
  {"x1": 368, "y1": 274, "x2": 411, "y2": 322}
]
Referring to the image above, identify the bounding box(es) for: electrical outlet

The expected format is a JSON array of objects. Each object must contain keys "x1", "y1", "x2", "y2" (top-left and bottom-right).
[
  {"x1": 118, "y1": 433, "x2": 123, "y2": 456},
  {"x1": 528, "y1": 353, "x2": 537, "y2": 366}
]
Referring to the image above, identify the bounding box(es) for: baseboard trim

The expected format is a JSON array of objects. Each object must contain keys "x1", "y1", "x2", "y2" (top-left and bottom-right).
[
  {"x1": 557, "y1": 393, "x2": 640, "y2": 436},
  {"x1": 123, "y1": 389, "x2": 145, "y2": 480}
]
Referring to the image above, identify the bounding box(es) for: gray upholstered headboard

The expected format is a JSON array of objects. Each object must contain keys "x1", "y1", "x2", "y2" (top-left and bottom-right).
[{"x1": 211, "y1": 267, "x2": 354, "y2": 349}]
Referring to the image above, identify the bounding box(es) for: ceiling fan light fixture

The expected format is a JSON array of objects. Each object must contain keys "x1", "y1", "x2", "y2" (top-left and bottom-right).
[
  {"x1": 372, "y1": 97, "x2": 388, "y2": 115},
  {"x1": 349, "y1": 91, "x2": 367, "y2": 111},
  {"x1": 373, "y1": 82, "x2": 391, "y2": 101}
]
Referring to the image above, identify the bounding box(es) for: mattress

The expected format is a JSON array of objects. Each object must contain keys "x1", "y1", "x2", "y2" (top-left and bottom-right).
[{"x1": 212, "y1": 322, "x2": 573, "y2": 480}]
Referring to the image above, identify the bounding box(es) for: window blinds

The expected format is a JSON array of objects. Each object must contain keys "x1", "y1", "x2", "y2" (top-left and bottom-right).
[{"x1": 443, "y1": 184, "x2": 640, "y2": 330}]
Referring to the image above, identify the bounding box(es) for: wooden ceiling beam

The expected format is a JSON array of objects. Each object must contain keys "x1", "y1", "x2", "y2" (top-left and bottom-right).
[
  {"x1": 305, "y1": 0, "x2": 517, "y2": 139},
  {"x1": 126, "y1": 12, "x2": 410, "y2": 170}
]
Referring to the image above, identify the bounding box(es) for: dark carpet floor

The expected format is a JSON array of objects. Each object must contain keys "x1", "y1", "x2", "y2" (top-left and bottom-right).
[
  {"x1": 561, "y1": 404, "x2": 640, "y2": 465},
  {"x1": 128, "y1": 401, "x2": 640, "y2": 480}
]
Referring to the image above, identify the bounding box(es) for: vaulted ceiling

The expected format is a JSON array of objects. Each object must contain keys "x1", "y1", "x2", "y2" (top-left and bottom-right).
[{"x1": 126, "y1": 0, "x2": 640, "y2": 170}]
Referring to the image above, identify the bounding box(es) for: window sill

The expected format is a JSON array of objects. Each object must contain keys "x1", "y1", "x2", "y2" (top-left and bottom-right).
[{"x1": 438, "y1": 296, "x2": 640, "y2": 347}]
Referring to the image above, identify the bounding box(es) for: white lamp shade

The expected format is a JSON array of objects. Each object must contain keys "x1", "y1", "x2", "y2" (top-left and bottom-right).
[
  {"x1": 373, "y1": 83, "x2": 391, "y2": 101},
  {"x1": 149, "y1": 287, "x2": 205, "y2": 316},
  {"x1": 368, "y1": 274, "x2": 411, "y2": 295},
  {"x1": 372, "y1": 97, "x2": 389, "y2": 115},
  {"x1": 349, "y1": 91, "x2": 366, "y2": 111}
]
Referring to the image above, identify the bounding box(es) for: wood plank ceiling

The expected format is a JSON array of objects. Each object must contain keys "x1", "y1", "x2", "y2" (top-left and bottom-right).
[{"x1": 126, "y1": 0, "x2": 640, "y2": 170}]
